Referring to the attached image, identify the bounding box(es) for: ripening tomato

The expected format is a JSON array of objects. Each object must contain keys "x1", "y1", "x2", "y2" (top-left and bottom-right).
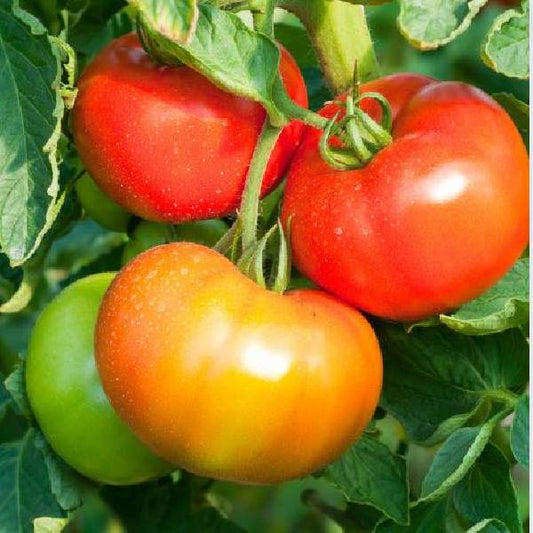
[
  {"x1": 95, "y1": 243, "x2": 382, "y2": 484},
  {"x1": 282, "y1": 73, "x2": 529, "y2": 321},
  {"x1": 26, "y1": 274, "x2": 173, "y2": 485},
  {"x1": 72, "y1": 33, "x2": 308, "y2": 223},
  {"x1": 75, "y1": 173, "x2": 131, "y2": 232}
]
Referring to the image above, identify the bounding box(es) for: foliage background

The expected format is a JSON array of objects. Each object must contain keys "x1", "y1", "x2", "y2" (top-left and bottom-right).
[{"x1": 0, "y1": 1, "x2": 528, "y2": 532}]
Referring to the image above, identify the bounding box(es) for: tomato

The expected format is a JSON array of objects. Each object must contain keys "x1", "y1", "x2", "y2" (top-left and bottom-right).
[
  {"x1": 123, "y1": 219, "x2": 227, "y2": 264},
  {"x1": 72, "y1": 33, "x2": 308, "y2": 223},
  {"x1": 282, "y1": 73, "x2": 529, "y2": 321},
  {"x1": 75, "y1": 173, "x2": 131, "y2": 232},
  {"x1": 26, "y1": 274, "x2": 173, "y2": 485},
  {"x1": 95, "y1": 243, "x2": 382, "y2": 485}
]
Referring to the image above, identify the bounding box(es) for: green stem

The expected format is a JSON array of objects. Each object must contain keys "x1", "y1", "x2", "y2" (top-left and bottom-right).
[
  {"x1": 240, "y1": 122, "x2": 282, "y2": 251},
  {"x1": 278, "y1": 0, "x2": 378, "y2": 94},
  {"x1": 481, "y1": 389, "x2": 519, "y2": 408},
  {"x1": 273, "y1": 79, "x2": 328, "y2": 130},
  {"x1": 252, "y1": 0, "x2": 275, "y2": 37}
]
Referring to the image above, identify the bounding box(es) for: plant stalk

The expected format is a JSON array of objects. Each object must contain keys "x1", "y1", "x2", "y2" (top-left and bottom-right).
[
  {"x1": 252, "y1": 0, "x2": 276, "y2": 37},
  {"x1": 240, "y1": 122, "x2": 282, "y2": 251},
  {"x1": 278, "y1": 0, "x2": 379, "y2": 94}
]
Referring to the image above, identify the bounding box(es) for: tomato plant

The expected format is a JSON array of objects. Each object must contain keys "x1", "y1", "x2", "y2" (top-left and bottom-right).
[
  {"x1": 282, "y1": 73, "x2": 529, "y2": 320},
  {"x1": 96, "y1": 242, "x2": 382, "y2": 484},
  {"x1": 0, "y1": 0, "x2": 529, "y2": 531},
  {"x1": 26, "y1": 274, "x2": 173, "y2": 485}
]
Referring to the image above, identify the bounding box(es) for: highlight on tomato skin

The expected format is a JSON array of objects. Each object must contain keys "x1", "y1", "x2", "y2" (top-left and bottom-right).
[
  {"x1": 282, "y1": 73, "x2": 529, "y2": 322},
  {"x1": 95, "y1": 242, "x2": 383, "y2": 485},
  {"x1": 71, "y1": 33, "x2": 308, "y2": 224}
]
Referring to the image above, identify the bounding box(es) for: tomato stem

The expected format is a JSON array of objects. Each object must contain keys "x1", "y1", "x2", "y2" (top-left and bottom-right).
[
  {"x1": 278, "y1": 0, "x2": 379, "y2": 93},
  {"x1": 239, "y1": 122, "x2": 282, "y2": 251},
  {"x1": 319, "y1": 87, "x2": 393, "y2": 170},
  {"x1": 273, "y1": 79, "x2": 329, "y2": 130},
  {"x1": 252, "y1": 0, "x2": 276, "y2": 37}
]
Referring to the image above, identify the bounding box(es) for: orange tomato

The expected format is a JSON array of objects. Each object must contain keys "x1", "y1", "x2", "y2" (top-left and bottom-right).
[{"x1": 95, "y1": 243, "x2": 382, "y2": 484}]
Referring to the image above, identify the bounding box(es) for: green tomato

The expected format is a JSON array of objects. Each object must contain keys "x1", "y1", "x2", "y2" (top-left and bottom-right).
[
  {"x1": 75, "y1": 174, "x2": 131, "y2": 233},
  {"x1": 123, "y1": 219, "x2": 228, "y2": 264},
  {"x1": 26, "y1": 273, "x2": 173, "y2": 485}
]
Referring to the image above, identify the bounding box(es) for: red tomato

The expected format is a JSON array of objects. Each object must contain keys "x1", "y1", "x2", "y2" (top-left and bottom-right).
[
  {"x1": 72, "y1": 33, "x2": 307, "y2": 223},
  {"x1": 95, "y1": 243, "x2": 382, "y2": 484},
  {"x1": 282, "y1": 73, "x2": 529, "y2": 321}
]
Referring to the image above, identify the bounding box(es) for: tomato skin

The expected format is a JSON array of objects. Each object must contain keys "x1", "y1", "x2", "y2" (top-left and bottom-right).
[
  {"x1": 95, "y1": 243, "x2": 382, "y2": 485},
  {"x1": 282, "y1": 74, "x2": 529, "y2": 321},
  {"x1": 72, "y1": 33, "x2": 308, "y2": 223},
  {"x1": 75, "y1": 174, "x2": 131, "y2": 232},
  {"x1": 122, "y1": 219, "x2": 227, "y2": 264},
  {"x1": 26, "y1": 274, "x2": 173, "y2": 485}
]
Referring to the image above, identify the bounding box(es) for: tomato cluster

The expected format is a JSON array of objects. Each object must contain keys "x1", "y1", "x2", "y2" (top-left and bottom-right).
[{"x1": 27, "y1": 33, "x2": 527, "y2": 486}]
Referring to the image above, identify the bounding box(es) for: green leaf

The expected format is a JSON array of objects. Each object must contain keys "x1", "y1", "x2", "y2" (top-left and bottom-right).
[
  {"x1": 0, "y1": 429, "x2": 63, "y2": 532},
  {"x1": 492, "y1": 93, "x2": 529, "y2": 145},
  {"x1": 510, "y1": 393, "x2": 528, "y2": 468},
  {"x1": 34, "y1": 432, "x2": 83, "y2": 511},
  {"x1": 69, "y1": 8, "x2": 132, "y2": 58},
  {"x1": 453, "y1": 444, "x2": 521, "y2": 533},
  {"x1": 0, "y1": 373, "x2": 10, "y2": 422},
  {"x1": 0, "y1": 0, "x2": 65, "y2": 265},
  {"x1": 398, "y1": 0, "x2": 489, "y2": 50},
  {"x1": 134, "y1": 0, "x2": 198, "y2": 45},
  {"x1": 482, "y1": 0, "x2": 529, "y2": 79},
  {"x1": 0, "y1": 248, "x2": 46, "y2": 313},
  {"x1": 376, "y1": 323, "x2": 528, "y2": 445},
  {"x1": 102, "y1": 476, "x2": 243, "y2": 532},
  {"x1": 137, "y1": 3, "x2": 285, "y2": 125},
  {"x1": 0, "y1": 185, "x2": 81, "y2": 313},
  {"x1": 326, "y1": 434, "x2": 409, "y2": 525},
  {"x1": 4, "y1": 363, "x2": 32, "y2": 419},
  {"x1": 440, "y1": 259, "x2": 529, "y2": 335},
  {"x1": 19, "y1": 0, "x2": 64, "y2": 33},
  {"x1": 0, "y1": 253, "x2": 22, "y2": 304},
  {"x1": 67, "y1": 0, "x2": 127, "y2": 54},
  {"x1": 375, "y1": 498, "x2": 452, "y2": 532},
  {"x1": 466, "y1": 518, "x2": 510, "y2": 532},
  {"x1": 419, "y1": 414, "x2": 506, "y2": 503},
  {"x1": 33, "y1": 517, "x2": 69, "y2": 533}
]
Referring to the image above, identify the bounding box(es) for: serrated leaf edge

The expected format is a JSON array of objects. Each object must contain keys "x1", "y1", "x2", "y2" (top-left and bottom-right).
[
  {"x1": 481, "y1": 1, "x2": 529, "y2": 79},
  {"x1": 440, "y1": 296, "x2": 528, "y2": 336},
  {"x1": 326, "y1": 435, "x2": 410, "y2": 526},
  {"x1": 133, "y1": 0, "x2": 199, "y2": 45},
  {"x1": 398, "y1": 0, "x2": 489, "y2": 51},
  {"x1": 416, "y1": 411, "x2": 508, "y2": 506},
  {"x1": 8, "y1": 2, "x2": 66, "y2": 266}
]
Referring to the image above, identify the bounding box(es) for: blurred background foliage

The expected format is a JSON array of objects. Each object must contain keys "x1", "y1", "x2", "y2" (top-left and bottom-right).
[{"x1": 1, "y1": 1, "x2": 527, "y2": 532}]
